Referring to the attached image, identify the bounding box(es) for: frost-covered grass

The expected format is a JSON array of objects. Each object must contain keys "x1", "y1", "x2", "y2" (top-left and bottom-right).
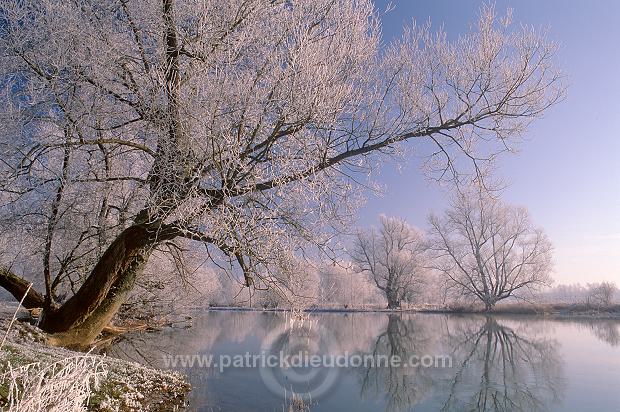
[
  {"x1": 4, "y1": 353, "x2": 106, "y2": 411},
  {"x1": 0, "y1": 319, "x2": 190, "y2": 411},
  {"x1": 286, "y1": 393, "x2": 311, "y2": 412}
]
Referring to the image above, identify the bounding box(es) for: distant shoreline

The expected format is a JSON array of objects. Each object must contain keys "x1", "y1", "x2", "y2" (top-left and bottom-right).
[
  {"x1": 2, "y1": 300, "x2": 619, "y2": 321},
  {"x1": 199, "y1": 303, "x2": 620, "y2": 319}
]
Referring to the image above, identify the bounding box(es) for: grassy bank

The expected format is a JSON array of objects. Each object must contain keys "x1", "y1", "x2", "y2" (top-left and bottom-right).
[{"x1": 0, "y1": 317, "x2": 190, "y2": 411}]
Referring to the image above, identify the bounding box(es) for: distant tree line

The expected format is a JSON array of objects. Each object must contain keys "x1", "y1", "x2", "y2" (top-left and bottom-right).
[{"x1": 536, "y1": 282, "x2": 619, "y2": 307}]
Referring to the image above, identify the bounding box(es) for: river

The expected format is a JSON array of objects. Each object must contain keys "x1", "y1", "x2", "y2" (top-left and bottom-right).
[{"x1": 106, "y1": 311, "x2": 620, "y2": 411}]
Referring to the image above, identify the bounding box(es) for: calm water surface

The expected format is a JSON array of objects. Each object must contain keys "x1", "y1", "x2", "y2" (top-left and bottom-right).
[{"x1": 107, "y1": 311, "x2": 620, "y2": 411}]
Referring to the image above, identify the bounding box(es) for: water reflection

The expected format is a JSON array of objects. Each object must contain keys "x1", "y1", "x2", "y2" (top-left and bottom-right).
[
  {"x1": 439, "y1": 316, "x2": 564, "y2": 412},
  {"x1": 586, "y1": 320, "x2": 620, "y2": 346},
  {"x1": 359, "y1": 315, "x2": 433, "y2": 411},
  {"x1": 103, "y1": 312, "x2": 620, "y2": 411}
]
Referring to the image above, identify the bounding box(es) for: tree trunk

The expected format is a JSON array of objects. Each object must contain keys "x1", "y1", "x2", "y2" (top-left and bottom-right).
[
  {"x1": 0, "y1": 223, "x2": 180, "y2": 348},
  {"x1": 38, "y1": 225, "x2": 162, "y2": 347},
  {"x1": 30, "y1": 223, "x2": 180, "y2": 348},
  {"x1": 386, "y1": 290, "x2": 400, "y2": 309}
]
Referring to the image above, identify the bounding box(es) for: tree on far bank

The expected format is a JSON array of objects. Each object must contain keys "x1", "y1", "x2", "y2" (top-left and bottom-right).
[
  {"x1": 586, "y1": 282, "x2": 618, "y2": 308},
  {"x1": 351, "y1": 216, "x2": 428, "y2": 309},
  {"x1": 318, "y1": 264, "x2": 384, "y2": 308},
  {"x1": 428, "y1": 188, "x2": 553, "y2": 311}
]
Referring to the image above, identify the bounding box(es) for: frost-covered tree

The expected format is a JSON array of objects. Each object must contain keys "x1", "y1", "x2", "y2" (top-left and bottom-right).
[
  {"x1": 251, "y1": 261, "x2": 321, "y2": 309},
  {"x1": 586, "y1": 282, "x2": 618, "y2": 308},
  {"x1": 0, "y1": 0, "x2": 562, "y2": 344},
  {"x1": 352, "y1": 216, "x2": 428, "y2": 309},
  {"x1": 318, "y1": 264, "x2": 383, "y2": 308},
  {"x1": 428, "y1": 189, "x2": 553, "y2": 311}
]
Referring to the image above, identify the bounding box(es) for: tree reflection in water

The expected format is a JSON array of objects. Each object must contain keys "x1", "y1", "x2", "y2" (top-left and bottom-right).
[
  {"x1": 103, "y1": 312, "x2": 575, "y2": 411},
  {"x1": 587, "y1": 320, "x2": 620, "y2": 346},
  {"x1": 439, "y1": 316, "x2": 565, "y2": 412},
  {"x1": 358, "y1": 314, "x2": 434, "y2": 411},
  {"x1": 357, "y1": 315, "x2": 565, "y2": 412}
]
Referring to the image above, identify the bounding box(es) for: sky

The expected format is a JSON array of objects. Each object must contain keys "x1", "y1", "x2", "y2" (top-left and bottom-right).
[{"x1": 359, "y1": 0, "x2": 620, "y2": 285}]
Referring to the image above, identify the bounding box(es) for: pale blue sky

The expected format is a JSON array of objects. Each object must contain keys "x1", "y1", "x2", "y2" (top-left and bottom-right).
[{"x1": 360, "y1": 0, "x2": 620, "y2": 284}]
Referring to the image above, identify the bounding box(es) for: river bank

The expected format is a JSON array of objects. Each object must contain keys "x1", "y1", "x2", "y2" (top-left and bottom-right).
[
  {"x1": 200, "y1": 302, "x2": 620, "y2": 319},
  {"x1": 0, "y1": 312, "x2": 190, "y2": 411}
]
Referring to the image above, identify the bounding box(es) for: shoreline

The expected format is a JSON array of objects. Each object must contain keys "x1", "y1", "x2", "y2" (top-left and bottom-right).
[
  {"x1": 198, "y1": 303, "x2": 620, "y2": 319},
  {"x1": 3, "y1": 300, "x2": 619, "y2": 319}
]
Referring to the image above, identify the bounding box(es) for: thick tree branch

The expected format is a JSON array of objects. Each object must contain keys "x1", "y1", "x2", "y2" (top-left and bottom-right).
[{"x1": 0, "y1": 267, "x2": 46, "y2": 309}]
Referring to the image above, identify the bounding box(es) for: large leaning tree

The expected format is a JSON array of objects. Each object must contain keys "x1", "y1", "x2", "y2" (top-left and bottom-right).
[
  {"x1": 428, "y1": 189, "x2": 553, "y2": 311},
  {"x1": 351, "y1": 216, "x2": 427, "y2": 309},
  {"x1": 0, "y1": 0, "x2": 562, "y2": 345}
]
